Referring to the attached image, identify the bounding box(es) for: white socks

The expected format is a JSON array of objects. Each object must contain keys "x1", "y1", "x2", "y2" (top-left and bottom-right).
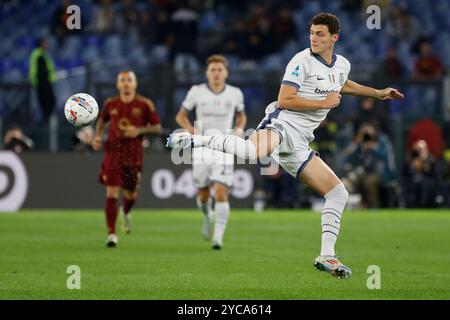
[
  {"x1": 192, "y1": 135, "x2": 257, "y2": 161},
  {"x1": 320, "y1": 183, "x2": 349, "y2": 257},
  {"x1": 212, "y1": 202, "x2": 230, "y2": 245},
  {"x1": 196, "y1": 196, "x2": 212, "y2": 217}
]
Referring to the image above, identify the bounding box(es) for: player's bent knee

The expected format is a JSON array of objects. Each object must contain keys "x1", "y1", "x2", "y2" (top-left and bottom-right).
[{"x1": 325, "y1": 183, "x2": 349, "y2": 204}]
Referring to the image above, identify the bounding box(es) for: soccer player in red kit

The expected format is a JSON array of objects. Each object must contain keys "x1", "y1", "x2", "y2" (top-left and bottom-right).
[{"x1": 92, "y1": 70, "x2": 161, "y2": 247}]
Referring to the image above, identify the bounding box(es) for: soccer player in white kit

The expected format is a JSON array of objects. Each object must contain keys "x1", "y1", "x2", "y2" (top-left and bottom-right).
[
  {"x1": 175, "y1": 55, "x2": 247, "y2": 250},
  {"x1": 167, "y1": 13, "x2": 404, "y2": 278}
]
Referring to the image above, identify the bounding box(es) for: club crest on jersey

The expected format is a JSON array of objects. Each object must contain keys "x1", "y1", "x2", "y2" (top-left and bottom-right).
[
  {"x1": 110, "y1": 108, "x2": 118, "y2": 116},
  {"x1": 328, "y1": 74, "x2": 336, "y2": 83},
  {"x1": 339, "y1": 73, "x2": 345, "y2": 86},
  {"x1": 291, "y1": 65, "x2": 300, "y2": 77}
]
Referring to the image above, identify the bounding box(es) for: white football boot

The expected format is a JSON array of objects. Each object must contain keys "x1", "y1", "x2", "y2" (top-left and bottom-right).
[
  {"x1": 166, "y1": 132, "x2": 192, "y2": 149},
  {"x1": 106, "y1": 233, "x2": 118, "y2": 248},
  {"x1": 313, "y1": 255, "x2": 352, "y2": 279}
]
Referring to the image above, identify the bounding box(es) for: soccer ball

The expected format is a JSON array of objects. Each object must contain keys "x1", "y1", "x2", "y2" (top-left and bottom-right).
[{"x1": 64, "y1": 93, "x2": 99, "y2": 127}]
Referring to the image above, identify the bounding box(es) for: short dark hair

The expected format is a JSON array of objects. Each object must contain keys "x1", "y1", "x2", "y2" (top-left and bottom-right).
[
  {"x1": 206, "y1": 54, "x2": 228, "y2": 69},
  {"x1": 311, "y1": 13, "x2": 340, "y2": 35}
]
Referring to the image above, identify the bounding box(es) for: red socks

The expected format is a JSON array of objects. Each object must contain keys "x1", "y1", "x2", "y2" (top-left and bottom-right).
[
  {"x1": 105, "y1": 197, "x2": 118, "y2": 234},
  {"x1": 123, "y1": 197, "x2": 135, "y2": 215}
]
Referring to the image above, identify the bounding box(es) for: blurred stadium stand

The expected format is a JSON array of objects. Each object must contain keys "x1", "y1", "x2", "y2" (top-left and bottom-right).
[{"x1": 0, "y1": 0, "x2": 449, "y2": 208}]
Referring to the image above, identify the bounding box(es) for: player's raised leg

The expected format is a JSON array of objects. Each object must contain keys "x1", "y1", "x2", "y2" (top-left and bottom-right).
[
  {"x1": 211, "y1": 182, "x2": 230, "y2": 250},
  {"x1": 167, "y1": 128, "x2": 281, "y2": 162},
  {"x1": 196, "y1": 187, "x2": 214, "y2": 240},
  {"x1": 300, "y1": 156, "x2": 351, "y2": 279},
  {"x1": 105, "y1": 186, "x2": 119, "y2": 247}
]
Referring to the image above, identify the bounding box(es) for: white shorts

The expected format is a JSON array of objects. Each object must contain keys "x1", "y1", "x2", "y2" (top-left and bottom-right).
[
  {"x1": 192, "y1": 148, "x2": 234, "y2": 188},
  {"x1": 256, "y1": 104, "x2": 318, "y2": 179}
]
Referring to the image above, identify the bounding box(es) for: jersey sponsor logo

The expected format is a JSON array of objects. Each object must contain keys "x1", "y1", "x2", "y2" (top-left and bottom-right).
[
  {"x1": 314, "y1": 88, "x2": 337, "y2": 95},
  {"x1": 291, "y1": 65, "x2": 300, "y2": 77}
]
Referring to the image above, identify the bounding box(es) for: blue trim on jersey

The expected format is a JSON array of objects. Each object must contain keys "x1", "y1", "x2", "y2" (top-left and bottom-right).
[
  {"x1": 257, "y1": 108, "x2": 281, "y2": 130},
  {"x1": 310, "y1": 49, "x2": 337, "y2": 68},
  {"x1": 281, "y1": 80, "x2": 300, "y2": 89},
  {"x1": 296, "y1": 150, "x2": 317, "y2": 180}
]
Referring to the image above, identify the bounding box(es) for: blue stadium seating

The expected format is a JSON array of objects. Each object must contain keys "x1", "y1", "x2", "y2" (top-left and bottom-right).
[{"x1": 0, "y1": 0, "x2": 448, "y2": 79}]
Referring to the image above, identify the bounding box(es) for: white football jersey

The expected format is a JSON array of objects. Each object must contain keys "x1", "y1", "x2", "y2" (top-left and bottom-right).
[
  {"x1": 182, "y1": 83, "x2": 245, "y2": 135},
  {"x1": 273, "y1": 48, "x2": 351, "y2": 140},
  {"x1": 182, "y1": 83, "x2": 245, "y2": 164}
]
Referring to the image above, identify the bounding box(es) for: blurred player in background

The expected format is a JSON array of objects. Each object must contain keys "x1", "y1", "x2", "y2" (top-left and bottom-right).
[
  {"x1": 175, "y1": 55, "x2": 247, "y2": 249},
  {"x1": 92, "y1": 70, "x2": 161, "y2": 247},
  {"x1": 168, "y1": 13, "x2": 404, "y2": 277}
]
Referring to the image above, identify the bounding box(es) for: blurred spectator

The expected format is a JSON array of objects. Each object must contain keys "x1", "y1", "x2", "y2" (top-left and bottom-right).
[
  {"x1": 153, "y1": 8, "x2": 173, "y2": 46},
  {"x1": 273, "y1": 6, "x2": 297, "y2": 50},
  {"x1": 118, "y1": 0, "x2": 140, "y2": 36},
  {"x1": 380, "y1": 46, "x2": 404, "y2": 79},
  {"x1": 72, "y1": 126, "x2": 94, "y2": 153},
  {"x1": 3, "y1": 125, "x2": 34, "y2": 154},
  {"x1": 28, "y1": 38, "x2": 57, "y2": 124},
  {"x1": 254, "y1": 16, "x2": 277, "y2": 57},
  {"x1": 51, "y1": 0, "x2": 82, "y2": 45},
  {"x1": 91, "y1": 0, "x2": 117, "y2": 34},
  {"x1": 406, "y1": 119, "x2": 445, "y2": 159},
  {"x1": 342, "y1": 123, "x2": 396, "y2": 208},
  {"x1": 352, "y1": 98, "x2": 389, "y2": 134},
  {"x1": 223, "y1": 20, "x2": 249, "y2": 58},
  {"x1": 247, "y1": 3, "x2": 268, "y2": 32},
  {"x1": 386, "y1": 5, "x2": 422, "y2": 45},
  {"x1": 402, "y1": 140, "x2": 443, "y2": 208},
  {"x1": 170, "y1": 1, "x2": 200, "y2": 74},
  {"x1": 342, "y1": 0, "x2": 363, "y2": 12},
  {"x1": 413, "y1": 41, "x2": 444, "y2": 80}
]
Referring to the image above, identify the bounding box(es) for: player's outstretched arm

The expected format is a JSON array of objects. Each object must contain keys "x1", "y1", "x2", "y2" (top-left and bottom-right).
[
  {"x1": 342, "y1": 79, "x2": 404, "y2": 100},
  {"x1": 175, "y1": 107, "x2": 195, "y2": 134},
  {"x1": 278, "y1": 84, "x2": 342, "y2": 111}
]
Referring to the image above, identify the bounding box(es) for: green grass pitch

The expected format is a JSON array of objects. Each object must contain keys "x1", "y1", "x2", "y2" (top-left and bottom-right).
[{"x1": 0, "y1": 209, "x2": 449, "y2": 299}]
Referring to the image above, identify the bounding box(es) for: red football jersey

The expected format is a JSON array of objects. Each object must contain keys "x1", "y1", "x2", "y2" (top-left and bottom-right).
[{"x1": 100, "y1": 95, "x2": 160, "y2": 166}]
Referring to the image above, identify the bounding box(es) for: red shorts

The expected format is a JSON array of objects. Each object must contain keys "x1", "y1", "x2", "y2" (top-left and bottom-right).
[{"x1": 99, "y1": 156, "x2": 142, "y2": 191}]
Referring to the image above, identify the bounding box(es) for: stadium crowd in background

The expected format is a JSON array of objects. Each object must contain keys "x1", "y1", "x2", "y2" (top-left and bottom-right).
[{"x1": 1, "y1": 0, "x2": 449, "y2": 209}]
